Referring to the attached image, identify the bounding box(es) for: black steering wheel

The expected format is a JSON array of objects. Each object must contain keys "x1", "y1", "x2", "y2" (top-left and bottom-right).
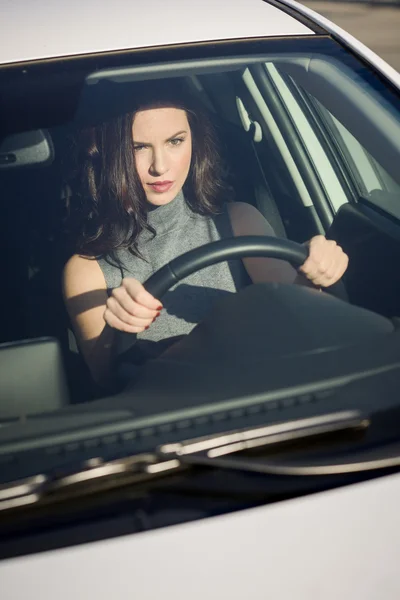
[{"x1": 116, "y1": 235, "x2": 308, "y2": 358}]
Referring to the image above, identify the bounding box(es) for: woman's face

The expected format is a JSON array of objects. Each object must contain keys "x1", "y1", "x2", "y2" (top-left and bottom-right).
[{"x1": 132, "y1": 106, "x2": 192, "y2": 206}]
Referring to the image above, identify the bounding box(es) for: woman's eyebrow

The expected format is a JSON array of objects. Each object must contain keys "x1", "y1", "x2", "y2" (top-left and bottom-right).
[
  {"x1": 133, "y1": 130, "x2": 188, "y2": 145},
  {"x1": 166, "y1": 130, "x2": 187, "y2": 141}
]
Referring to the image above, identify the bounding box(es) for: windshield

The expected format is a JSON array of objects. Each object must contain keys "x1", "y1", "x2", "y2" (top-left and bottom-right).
[{"x1": 1, "y1": 36, "x2": 400, "y2": 512}]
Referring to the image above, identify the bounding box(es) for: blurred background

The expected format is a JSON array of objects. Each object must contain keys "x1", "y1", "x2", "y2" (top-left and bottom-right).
[{"x1": 302, "y1": 0, "x2": 400, "y2": 71}]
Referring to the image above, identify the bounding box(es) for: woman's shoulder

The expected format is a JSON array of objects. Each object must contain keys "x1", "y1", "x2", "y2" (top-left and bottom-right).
[
  {"x1": 227, "y1": 202, "x2": 275, "y2": 237},
  {"x1": 227, "y1": 201, "x2": 260, "y2": 219},
  {"x1": 63, "y1": 253, "x2": 101, "y2": 275},
  {"x1": 63, "y1": 254, "x2": 107, "y2": 297}
]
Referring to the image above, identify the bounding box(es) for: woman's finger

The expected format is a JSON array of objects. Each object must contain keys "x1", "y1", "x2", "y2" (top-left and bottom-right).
[
  {"x1": 111, "y1": 286, "x2": 159, "y2": 320},
  {"x1": 300, "y1": 237, "x2": 348, "y2": 287},
  {"x1": 122, "y1": 278, "x2": 163, "y2": 311},
  {"x1": 106, "y1": 296, "x2": 157, "y2": 328},
  {"x1": 300, "y1": 255, "x2": 335, "y2": 282},
  {"x1": 104, "y1": 307, "x2": 149, "y2": 334},
  {"x1": 325, "y1": 252, "x2": 349, "y2": 287},
  {"x1": 316, "y1": 247, "x2": 348, "y2": 287}
]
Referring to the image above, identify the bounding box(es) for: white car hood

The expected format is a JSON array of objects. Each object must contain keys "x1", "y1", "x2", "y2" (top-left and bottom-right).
[{"x1": 2, "y1": 471, "x2": 400, "y2": 599}]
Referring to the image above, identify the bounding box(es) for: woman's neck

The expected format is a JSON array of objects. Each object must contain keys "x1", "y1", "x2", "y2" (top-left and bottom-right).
[{"x1": 145, "y1": 189, "x2": 189, "y2": 236}]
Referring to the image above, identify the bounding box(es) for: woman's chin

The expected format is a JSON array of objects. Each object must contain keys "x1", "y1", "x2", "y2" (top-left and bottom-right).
[{"x1": 146, "y1": 188, "x2": 179, "y2": 207}]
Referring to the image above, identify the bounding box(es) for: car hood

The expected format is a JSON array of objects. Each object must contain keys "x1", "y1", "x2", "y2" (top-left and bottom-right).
[{"x1": 1, "y1": 471, "x2": 400, "y2": 599}]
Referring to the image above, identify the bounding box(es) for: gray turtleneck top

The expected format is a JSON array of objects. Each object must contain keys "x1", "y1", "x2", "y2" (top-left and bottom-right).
[{"x1": 97, "y1": 192, "x2": 249, "y2": 361}]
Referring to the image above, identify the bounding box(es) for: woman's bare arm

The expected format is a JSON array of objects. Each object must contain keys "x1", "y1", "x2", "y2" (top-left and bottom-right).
[
  {"x1": 63, "y1": 256, "x2": 162, "y2": 387},
  {"x1": 62, "y1": 255, "x2": 115, "y2": 386},
  {"x1": 228, "y1": 202, "x2": 348, "y2": 287},
  {"x1": 228, "y1": 202, "x2": 305, "y2": 285}
]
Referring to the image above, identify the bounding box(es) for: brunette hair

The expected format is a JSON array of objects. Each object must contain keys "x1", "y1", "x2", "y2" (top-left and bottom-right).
[{"x1": 70, "y1": 79, "x2": 231, "y2": 258}]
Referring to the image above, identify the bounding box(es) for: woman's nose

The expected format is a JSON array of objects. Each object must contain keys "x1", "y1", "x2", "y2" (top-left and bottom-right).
[{"x1": 149, "y1": 148, "x2": 168, "y2": 176}]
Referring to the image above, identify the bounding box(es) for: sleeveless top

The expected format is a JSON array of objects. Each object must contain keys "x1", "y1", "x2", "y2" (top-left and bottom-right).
[{"x1": 98, "y1": 191, "x2": 249, "y2": 362}]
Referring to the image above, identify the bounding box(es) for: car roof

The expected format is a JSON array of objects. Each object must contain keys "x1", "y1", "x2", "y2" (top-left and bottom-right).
[{"x1": 0, "y1": 0, "x2": 314, "y2": 66}]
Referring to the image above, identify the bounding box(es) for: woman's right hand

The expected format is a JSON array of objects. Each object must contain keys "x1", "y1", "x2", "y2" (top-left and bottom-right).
[{"x1": 104, "y1": 278, "x2": 163, "y2": 333}]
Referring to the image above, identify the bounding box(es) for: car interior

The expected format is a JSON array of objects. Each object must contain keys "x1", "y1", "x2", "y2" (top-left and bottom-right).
[
  {"x1": 2, "y1": 37, "x2": 400, "y2": 552},
  {"x1": 1, "y1": 37, "x2": 400, "y2": 422}
]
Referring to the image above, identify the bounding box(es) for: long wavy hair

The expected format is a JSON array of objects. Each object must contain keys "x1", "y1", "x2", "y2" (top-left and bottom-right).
[{"x1": 69, "y1": 79, "x2": 231, "y2": 259}]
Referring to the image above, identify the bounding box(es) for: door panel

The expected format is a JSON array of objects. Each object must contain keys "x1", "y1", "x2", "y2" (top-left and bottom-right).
[{"x1": 328, "y1": 200, "x2": 400, "y2": 318}]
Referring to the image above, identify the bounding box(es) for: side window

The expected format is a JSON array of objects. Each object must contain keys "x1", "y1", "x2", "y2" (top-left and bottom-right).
[
  {"x1": 264, "y1": 62, "x2": 349, "y2": 214},
  {"x1": 271, "y1": 63, "x2": 400, "y2": 221},
  {"x1": 304, "y1": 98, "x2": 400, "y2": 220}
]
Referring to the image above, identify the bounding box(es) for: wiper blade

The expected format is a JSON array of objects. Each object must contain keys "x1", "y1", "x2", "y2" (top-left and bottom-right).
[
  {"x1": 200, "y1": 442, "x2": 400, "y2": 477},
  {"x1": 0, "y1": 475, "x2": 46, "y2": 511},
  {"x1": 159, "y1": 410, "x2": 368, "y2": 457},
  {"x1": 0, "y1": 454, "x2": 185, "y2": 512},
  {"x1": 160, "y1": 411, "x2": 400, "y2": 477},
  {"x1": 0, "y1": 410, "x2": 369, "y2": 513},
  {"x1": 159, "y1": 410, "x2": 378, "y2": 476}
]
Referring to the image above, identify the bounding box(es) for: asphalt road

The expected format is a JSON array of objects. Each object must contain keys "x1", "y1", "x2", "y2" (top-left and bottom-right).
[{"x1": 302, "y1": 1, "x2": 400, "y2": 71}]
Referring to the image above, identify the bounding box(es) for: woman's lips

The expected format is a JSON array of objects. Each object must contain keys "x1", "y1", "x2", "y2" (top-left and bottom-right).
[{"x1": 148, "y1": 181, "x2": 174, "y2": 193}]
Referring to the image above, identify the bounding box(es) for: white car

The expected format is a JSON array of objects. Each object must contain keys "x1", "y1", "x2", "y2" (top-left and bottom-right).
[{"x1": 1, "y1": 1, "x2": 400, "y2": 598}]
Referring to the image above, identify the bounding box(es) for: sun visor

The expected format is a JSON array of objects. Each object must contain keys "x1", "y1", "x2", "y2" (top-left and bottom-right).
[
  {"x1": 73, "y1": 56, "x2": 263, "y2": 127},
  {"x1": 73, "y1": 76, "x2": 198, "y2": 127}
]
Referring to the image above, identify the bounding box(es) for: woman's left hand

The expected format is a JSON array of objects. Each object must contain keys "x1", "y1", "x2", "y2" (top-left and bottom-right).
[{"x1": 299, "y1": 235, "x2": 349, "y2": 288}]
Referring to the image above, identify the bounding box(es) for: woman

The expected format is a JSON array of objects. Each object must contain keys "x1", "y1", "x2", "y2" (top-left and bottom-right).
[{"x1": 63, "y1": 81, "x2": 348, "y2": 388}]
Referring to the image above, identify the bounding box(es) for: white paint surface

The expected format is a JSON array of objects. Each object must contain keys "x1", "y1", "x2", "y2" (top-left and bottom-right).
[
  {"x1": 2, "y1": 471, "x2": 400, "y2": 599},
  {"x1": 0, "y1": 0, "x2": 312, "y2": 66},
  {"x1": 280, "y1": 0, "x2": 400, "y2": 88}
]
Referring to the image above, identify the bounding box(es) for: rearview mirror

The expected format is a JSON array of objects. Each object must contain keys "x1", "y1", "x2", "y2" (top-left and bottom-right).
[{"x1": 0, "y1": 129, "x2": 54, "y2": 170}]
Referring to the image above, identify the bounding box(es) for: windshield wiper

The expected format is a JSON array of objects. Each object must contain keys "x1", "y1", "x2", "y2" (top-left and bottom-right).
[
  {"x1": 159, "y1": 411, "x2": 368, "y2": 458},
  {"x1": 0, "y1": 454, "x2": 185, "y2": 512},
  {"x1": 0, "y1": 410, "x2": 372, "y2": 513}
]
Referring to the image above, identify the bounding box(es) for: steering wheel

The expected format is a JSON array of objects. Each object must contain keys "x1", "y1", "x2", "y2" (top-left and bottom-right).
[{"x1": 116, "y1": 235, "x2": 308, "y2": 359}]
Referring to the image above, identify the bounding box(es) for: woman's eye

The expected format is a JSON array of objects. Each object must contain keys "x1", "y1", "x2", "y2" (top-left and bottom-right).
[
  {"x1": 133, "y1": 145, "x2": 148, "y2": 152},
  {"x1": 169, "y1": 137, "x2": 184, "y2": 146}
]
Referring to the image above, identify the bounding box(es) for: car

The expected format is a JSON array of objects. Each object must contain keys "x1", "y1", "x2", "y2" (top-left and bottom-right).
[{"x1": 1, "y1": 0, "x2": 400, "y2": 597}]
